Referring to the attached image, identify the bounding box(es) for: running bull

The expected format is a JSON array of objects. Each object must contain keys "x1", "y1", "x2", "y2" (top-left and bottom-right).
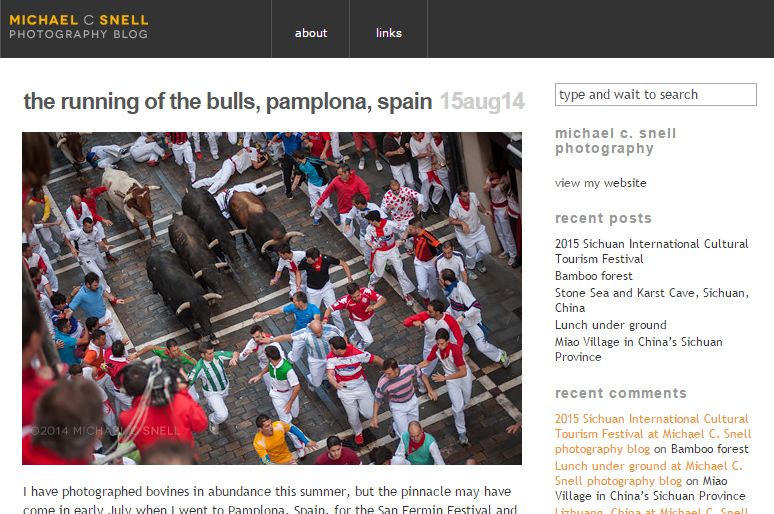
[
  {"x1": 48, "y1": 132, "x2": 92, "y2": 180},
  {"x1": 101, "y1": 169, "x2": 161, "y2": 243},
  {"x1": 168, "y1": 213, "x2": 229, "y2": 294},
  {"x1": 227, "y1": 191, "x2": 303, "y2": 261},
  {"x1": 146, "y1": 249, "x2": 222, "y2": 344},
  {"x1": 181, "y1": 188, "x2": 244, "y2": 262}
]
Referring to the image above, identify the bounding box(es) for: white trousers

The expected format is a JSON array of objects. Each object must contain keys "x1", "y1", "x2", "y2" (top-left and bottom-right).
[
  {"x1": 456, "y1": 224, "x2": 492, "y2": 269},
  {"x1": 421, "y1": 339, "x2": 439, "y2": 377},
  {"x1": 337, "y1": 381, "x2": 374, "y2": 436},
  {"x1": 356, "y1": 236, "x2": 373, "y2": 267},
  {"x1": 203, "y1": 132, "x2": 222, "y2": 158},
  {"x1": 304, "y1": 357, "x2": 328, "y2": 388},
  {"x1": 112, "y1": 388, "x2": 134, "y2": 413},
  {"x1": 389, "y1": 395, "x2": 419, "y2": 437},
  {"x1": 492, "y1": 206, "x2": 518, "y2": 257},
  {"x1": 350, "y1": 318, "x2": 374, "y2": 349},
  {"x1": 330, "y1": 133, "x2": 343, "y2": 161},
  {"x1": 433, "y1": 168, "x2": 453, "y2": 204},
  {"x1": 447, "y1": 367, "x2": 473, "y2": 434},
  {"x1": 289, "y1": 270, "x2": 307, "y2": 298},
  {"x1": 204, "y1": 386, "x2": 229, "y2": 424},
  {"x1": 390, "y1": 162, "x2": 415, "y2": 189},
  {"x1": 40, "y1": 295, "x2": 55, "y2": 333},
  {"x1": 368, "y1": 246, "x2": 416, "y2": 297},
  {"x1": 188, "y1": 385, "x2": 200, "y2": 403},
  {"x1": 307, "y1": 282, "x2": 345, "y2": 333},
  {"x1": 270, "y1": 388, "x2": 303, "y2": 449},
  {"x1": 35, "y1": 246, "x2": 59, "y2": 292},
  {"x1": 419, "y1": 171, "x2": 444, "y2": 212},
  {"x1": 99, "y1": 310, "x2": 122, "y2": 344},
  {"x1": 308, "y1": 182, "x2": 334, "y2": 221},
  {"x1": 414, "y1": 258, "x2": 439, "y2": 300},
  {"x1": 172, "y1": 141, "x2": 197, "y2": 182},
  {"x1": 102, "y1": 399, "x2": 118, "y2": 437},
  {"x1": 99, "y1": 311, "x2": 123, "y2": 344},
  {"x1": 80, "y1": 252, "x2": 110, "y2": 294},
  {"x1": 193, "y1": 159, "x2": 236, "y2": 195},
  {"x1": 130, "y1": 141, "x2": 165, "y2": 163},
  {"x1": 38, "y1": 225, "x2": 63, "y2": 257},
  {"x1": 457, "y1": 319, "x2": 504, "y2": 363}
]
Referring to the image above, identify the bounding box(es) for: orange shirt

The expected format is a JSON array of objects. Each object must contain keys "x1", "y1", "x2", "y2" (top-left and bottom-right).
[{"x1": 83, "y1": 345, "x2": 106, "y2": 380}]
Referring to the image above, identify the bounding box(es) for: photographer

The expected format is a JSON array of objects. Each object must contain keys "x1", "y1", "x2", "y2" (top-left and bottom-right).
[{"x1": 118, "y1": 358, "x2": 207, "y2": 456}]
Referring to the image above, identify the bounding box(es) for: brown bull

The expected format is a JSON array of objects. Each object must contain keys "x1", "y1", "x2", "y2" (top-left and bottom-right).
[
  {"x1": 228, "y1": 192, "x2": 303, "y2": 256},
  {"x1": 102, "y1": 169, "x2": 161, "y2": 242},
  {"x1": 48, "y1": 132, "x2": 92, "y2": 180}
]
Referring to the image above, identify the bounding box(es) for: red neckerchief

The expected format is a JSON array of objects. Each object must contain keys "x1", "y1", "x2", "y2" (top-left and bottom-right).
[
  {"x1": 313, "y1": 256, "x2": 323, "y2": 272},
  {"x1": 438, "y1": 344, "x2": 452, "y2": 360},
  {"x1": 73, "y1": 206, "x2": 83, "y2": 218},
  {"x1": 434, "y1": 135, "x2": 443, "y2": 146},
  {"x1": 31, "y1": 197, "x2": 44, "y2": 204},
  {"x1": 408, "y1": 432, "x2": 426, "y2": 454},
  {"x1": 459, "y1": 199, "x2": 471, "y2": 211},
  {"x1": 389, "y1": 132, "x2": 401, "y2": 139},
  {"x1": 376, "y1": 219, "x2": 387, "y2": 238}
]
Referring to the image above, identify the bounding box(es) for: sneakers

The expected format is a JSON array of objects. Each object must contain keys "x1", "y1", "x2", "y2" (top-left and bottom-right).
[
  {"x1": 322, "y1": 379, "x2": 331, "y2": 389},
  {"x1": 511, "y1": 257, "x2": 522, "y2": 268},
  {"x1": 195, "y1": 151, "x2": 203, "y2": 160},
  {"x1": 297, "y1": 445, "x2": 307, "y2": 459},
  {"x1": 459, "y1": 433, "x2": 469, "y2": 446},
  {"x1": 120, "y1": 147, "x2": 129, "y2": 155},
  {"x1": 358, "y1": 157, "x2": 365, "y2": 170},
  {"x1": 147, "y1": 160, "x2": 158, "y2": 167},
  {"x1": 209, "y1": 421, "x2": 220, "y2": 435},
  {"x1": 420, "y1": 211, "x2": 429, "y2": 220},
  {"x1": 507, "y1": 256, "x2": 517, "y2": 266},
  {"x1": 498, "y1": 251, "x2": 509, "y2": 259},
  {"x1": 366, "y1": 270, "x2": 373, "y2": 277},
  {"x1": 161, "y1": 152, "x2": 174, "y2": 161},
  {"x1": 333, "y1": 216, "x2": 341, "y2": 226},
  {"x1": 500, "y1": 352, "x2": 511, "y2": 368},
  {"x1": 312, "y1": 219, "x2": 320, "y2": 226},
  {"x1": 467, "y1": 270, "x2": 478, "y2": 280},
  {"x1": 417, "y1": 383, "x2": 427, "y2": 395},
  {"x1": 405, "y1": 294, "x2": 415, "y2": 307},
  {"x1": 354, "y1": 433, "x2": 365, "y2": 445},
  {"x1": 285, "y1": 190, "x2": 293, "y2": 199},
  {"x1": 475, "y1": 261, "x2": 487, "y2": 274},
  {"x1": 212, "y1": 154, "x2": 219, "y2": 160},
  {"x1": 430, "y1": 203, "x2": 440, "y2": 214},
  {"x1": 237, "y1": 138, "x2": 243, "y2": 147},
  {"x1": 375, "y1": 160, "x2": 384, "y2": 172},
  {"x1": 462, "y1": 345, "x2": 471, "y2": 356},
  {"x1": 106, "y1": 253, "x2": 119, "y2": 262}
]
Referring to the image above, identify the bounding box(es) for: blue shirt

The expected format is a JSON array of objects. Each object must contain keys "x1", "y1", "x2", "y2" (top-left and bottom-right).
[
  {"x1": 69, "y1": 285, "x2": 106, "y2": 319},
  {"x1": 278, "y1": 133, "x2": 305, "y2": 155},
  {"x1": 298, "y1": 158, "x2": 326, "y2": 187},
  {"x1": 55, "y1": 329, "x2": 79, "y2": 366},
  {"x1": 283, "y1": 303, "x2": 322, "y2": 331},
  {"x1": 51, "y1": 306, "x2": 79, "y2": 336}
]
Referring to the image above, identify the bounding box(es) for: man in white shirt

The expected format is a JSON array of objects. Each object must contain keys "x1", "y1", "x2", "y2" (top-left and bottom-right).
[
  {"x1": 129, "y1": 134, "x2": 171, "y2": 166},
  {"x1": 63, "y1": 217, "x2": 115, "y2": 294},
  {"x1": 448, "y1": 185, "x2": 493, "y2": 276},
  {"x1": 271, "y1": 243, "x2": 307, "y2": 298},
  {"x1": 344, "y1": 193, "x2": 387, "y2": 267},
  {"x1": 364, "y1": 211, "x2": 417, "y2": 307},
  {"x1": 193, "y1": 147, "x2": 269, "y2": 195},
  {"x1": 409, "y1": 132, "x2": 436, "y2": 218}
]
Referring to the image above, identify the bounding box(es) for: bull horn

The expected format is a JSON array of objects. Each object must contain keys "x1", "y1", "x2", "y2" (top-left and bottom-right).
[
  {"x1": 203, "y1": 293, "x2": 223, "y2": 301},
  {"x1": 193, "y1": 270, "x2": 203, "y2": 279},
  {"x1": 214, "y1": 262, "x2": 230, "y2": 269},
  {"x1": 260, "y1": 238, "x2": 281, "y2": 254},
  {"x1": 230, "y1": 229, "x2": 247, "y2": 236},
  {"x1": 286, "y1": 231, "x2": 305, "y2": 242},
  {"x1": 56, "y1": 137, "x2": 67, "y2": 148},
  {"x1": 207, "y1": 239, "x2": 220, "y2": 249},
  {"x1": 148, "y1": 185, "x2": 162, "y2": 191},
  {"x1": 176, "y1": 302, "x2": 192, "y2": 315}
]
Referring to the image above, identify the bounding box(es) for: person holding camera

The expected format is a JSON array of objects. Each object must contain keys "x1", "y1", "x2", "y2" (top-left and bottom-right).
[{"x1": 119, "y1": 359, "x2": 208, "y2": 455}]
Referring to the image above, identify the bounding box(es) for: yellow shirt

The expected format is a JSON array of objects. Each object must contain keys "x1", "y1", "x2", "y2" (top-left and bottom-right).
[{"x1": 253, "y1": 421, "x2": 294, "y2": 464}]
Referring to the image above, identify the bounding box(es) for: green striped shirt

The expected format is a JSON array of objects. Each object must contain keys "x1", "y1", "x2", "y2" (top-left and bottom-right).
[{"x1": 188, "y1": 351, "x2": 232, "y2": 392}]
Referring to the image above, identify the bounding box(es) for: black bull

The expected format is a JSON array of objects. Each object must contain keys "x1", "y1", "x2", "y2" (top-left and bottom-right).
[
  {"x1": 181, "y1": 188, "x2": 243, "y2": 262},
  {"x1": 168, "y1": 213, "x2": 229, "y2": 295},
  {"x1": 146, "y1": 249, "x2": 222, "y2": 344},
  {"x1": 227, "y1": 191, "x2": 304, "y2": 257}
]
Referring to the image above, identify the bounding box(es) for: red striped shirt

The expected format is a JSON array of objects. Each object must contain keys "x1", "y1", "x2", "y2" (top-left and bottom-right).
[{"x1": 166, "y1": 132, "x2": 189, "y2": 145}]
